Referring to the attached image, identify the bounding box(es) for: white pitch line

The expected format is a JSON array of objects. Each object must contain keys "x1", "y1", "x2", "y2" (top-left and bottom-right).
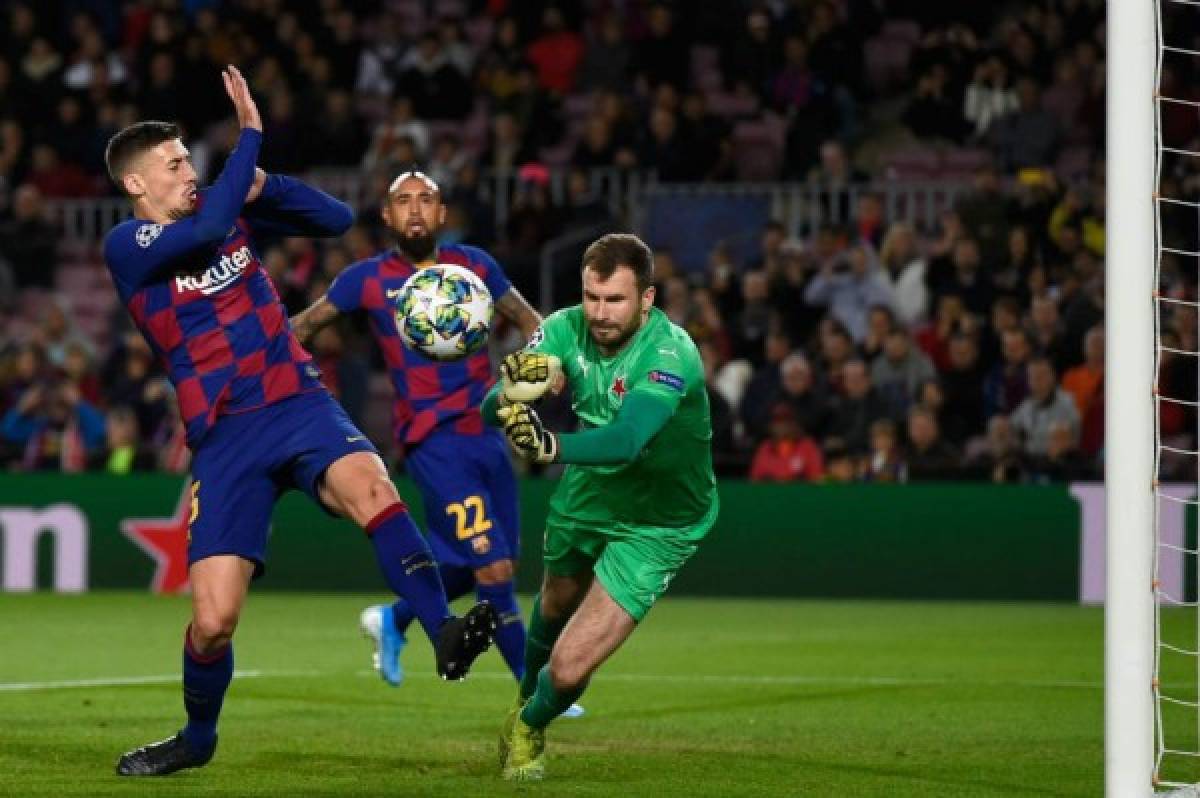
[
  {"x1": 364, "y1": 669, "x2": 1114, "y2": 691},
  {"x1": 2, "y1": 668, "x2": 1162, "y2": 694},
  {"x1": 0, "y1": 669, "x2": 319, "y2": 692}
]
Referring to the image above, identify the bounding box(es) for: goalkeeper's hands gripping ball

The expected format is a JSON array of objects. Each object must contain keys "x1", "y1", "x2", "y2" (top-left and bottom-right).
[
  {"x1": 496, "y1": 402, "x2": 558, "y2": 464},
  {"x1": 499, "y1": 351, "x2": 562, "y2": 403}
]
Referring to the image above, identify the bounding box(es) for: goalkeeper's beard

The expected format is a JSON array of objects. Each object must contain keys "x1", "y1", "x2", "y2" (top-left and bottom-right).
[
  {"x1": 588, "y1": 313, "x2": 643, "y2": 355},
  {"x1": 395, "y1": 230, "x2": 437, "y2": 262}
]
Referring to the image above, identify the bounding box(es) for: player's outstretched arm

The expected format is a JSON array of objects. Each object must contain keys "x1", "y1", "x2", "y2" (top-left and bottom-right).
[
  {"x1": 496, "y1": 392, "x2": 675, "y2": 466},
  {"x1": 243, "y1": 174, "x2": 354, "y2": 239},
  {"x1": 289, "y1": 295, "x2": 342, "y2": 346},
  {"x1": 494, "y1": 287, "x2": 542, "y2": 340}
]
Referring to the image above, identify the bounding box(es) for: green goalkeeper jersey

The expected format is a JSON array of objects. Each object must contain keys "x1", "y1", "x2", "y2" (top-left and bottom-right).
[{"x1": 530, "y1": 306, "x2": 717, "y2": 529}]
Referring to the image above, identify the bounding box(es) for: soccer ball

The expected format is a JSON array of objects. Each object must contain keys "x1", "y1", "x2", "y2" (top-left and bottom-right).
[{"x1": 394, "y1": 264, "x2": 494, "y2": 361}]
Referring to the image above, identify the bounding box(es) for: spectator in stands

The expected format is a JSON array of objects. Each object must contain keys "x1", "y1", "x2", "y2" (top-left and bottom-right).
[
  {"x1": 750, "y1": 402, "x2": 825, "y2": 483},
  {"x1": 499, "y1": 65, "x2": 566, "y2": 152},
  {"x1": 698, "y1": 339, "x2": 739, "y2": 476},
  {"x1": 730, "y1": 269, "x2": 774, "y2": 365},
  {"x1": 573, "y1": 114, "x2": 619, "y2": 169},
  {"x1": 993, "y1": 225, "x2": 1037, "y2": 302},
  {"x1": 89, "y1": 404, "x2": 157, "y2": 474},
  {"x1": 904, "y1": 62, "x2": 969, "y2": 142},
  {"x1": 859, "y1": 418, "x2": 903, "y2": 482},
  {"x1": 0, "y1": 183, "x2": 57, "y2": 290},
  {"x1": 104, "y1": 335, "x2": 169, "y2": 441},
  {"x1": 1062, "y1": 325, "x2": 1103, "y2": 418},
  {"x1": 878, "y1": 222, "x2": 928, "y2": 326},
  {"x1": 60, "y1": 339, "x2": 101, "y2": 407},
  {"x1": 1, "y1": 341, "x2": 48, "y2": 415},
  {"x1": 963, "y1": 54, "x2": 1018, "y2": 139},
  {"x1": 762, "y1": 352, "x2": 828, "y2": 445},
  {"x1": 1027, "y1": 295, "x2": 1072, "y2": 373},
  {"x1": 480, "y1": 112, "x2": 535, "y2": 174},
  {"x1": 740, "y1": 328, "x2": 795, "y2": 439},
  {"x1": 927, "y1": 236, "x2": 993, "y2": 317},
  {"x1": 822, "y1": 440, "x2": 856, "y2": 483},
  {"x1": 1, "y1": 377, "x2": 105, "y2": 471},
  {"x1": 1026, "y1": 419, "x2": 1096, "y2": 483},
  {"x1": 577, "y1": 11, "x2": 630, "y2": 91},
  {"x1": 955, "y1": 165, "x2": 1012, "y2": 269},
  {"x1": 397, "y1": 32, "x2": 471, "y2": 119},
  {"x1": 677, "y1": 92, "x2": 732, "y2": 181},
  {"x1": 826, "y1": 359, "x2": 893, "y2": 454},
  {"x1": 816, "y1": 318, "x2": 856, "y2": 394},
  {"x1": 526, "y1": 6, "x2": 584, "y2": 95},
  {"x1": 904, "y1": 406, "x2": 961, "y2": 481},
  {"x1": 987, "y1": 77, "x2": 1061, "y2": 171},
  {"x1": 308, "y1": 89, "x2": 368, "y2": 167},
  {"x1": 803, "y1": 243, "x2": 893, "y2": 342},
  {"x1": 1010, "y1": 357, "x2": 1081, "y2": 457},
  {"x1": 636, "y1": 106, "x2": 693, "y2": 181},
  {"x1": 984, "y1": 328, "x2": 1033, "y2": 417},
  {"x1": 632, "y1": 3, "x2": 688, "y2": 91},
  {"x1": 872, "y1": 327, "x2": 936, "y2": 417},
  {"x1": 27, "y1": 142, "x2": 96, "y2": 198},
  {"x1": 363, "y1": 97, "x2": 431, "y2": 169},
  {"x1": 940, "y1": 334, "x2": 986, "y2": 445},
  {"x1": 722, "y1": 7, "x2": 777, "y2": 101},
  {"x1": 964, "y1": 414, "x2": 1025, "y2": 483},
  {"x1": 861, "y1": 305, "x2": 895, "y2": 362}
]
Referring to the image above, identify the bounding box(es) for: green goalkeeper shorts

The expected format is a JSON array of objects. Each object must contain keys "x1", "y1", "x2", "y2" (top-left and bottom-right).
[{"x1": 541, "y1": 498, "x2": 719, "y2": 623}]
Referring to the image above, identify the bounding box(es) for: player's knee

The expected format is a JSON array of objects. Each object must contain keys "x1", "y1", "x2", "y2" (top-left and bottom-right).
[
  {"x1": 345, "y1": 476, "x2": 401, "y2": 527},
  {"x1": 191, "y1": 608, "x2": 239, "y2": 650},
  {"x1": 548, "y1": 649, "x2": 589, "y2": 692},
  {"x1": 475, "y1": 559, "x2": 514, "y2": 585}
]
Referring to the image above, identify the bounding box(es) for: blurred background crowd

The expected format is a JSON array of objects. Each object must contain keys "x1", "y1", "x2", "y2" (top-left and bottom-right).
[{"x1": 0, "y1": 0, "x2": 1191, "y2": 485}]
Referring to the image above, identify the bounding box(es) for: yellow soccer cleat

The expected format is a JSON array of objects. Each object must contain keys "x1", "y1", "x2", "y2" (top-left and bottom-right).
[
  {"x1": 501, "y1": 709, "x2": 545, "y2": 782},
  {"x1": 497, "y1": 698, "x2": 521, "y2": 769}
]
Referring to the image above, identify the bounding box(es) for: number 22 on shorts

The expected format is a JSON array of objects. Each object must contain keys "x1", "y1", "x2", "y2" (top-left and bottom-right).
[{"x1": 445, "y1": 495, "x2": 493, "y2": 540}]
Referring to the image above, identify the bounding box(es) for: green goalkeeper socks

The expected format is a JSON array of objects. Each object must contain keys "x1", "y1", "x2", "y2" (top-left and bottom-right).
[
  {"x1": 520, "y1": 665, "x2": 587, "y2": 730},
  {"x1": 518, "y1": 594, "x2": 567, "y2": 701}
]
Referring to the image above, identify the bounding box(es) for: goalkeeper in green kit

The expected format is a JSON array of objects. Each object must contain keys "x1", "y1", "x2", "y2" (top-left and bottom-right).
[{"x1": 482, "y1": 233, "x2": 719, "y2": 781}]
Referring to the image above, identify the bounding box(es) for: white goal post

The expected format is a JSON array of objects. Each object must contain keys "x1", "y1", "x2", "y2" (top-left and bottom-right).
[{"x1": 1106, "y1": 0, "x2": 1156, "y2": 795}]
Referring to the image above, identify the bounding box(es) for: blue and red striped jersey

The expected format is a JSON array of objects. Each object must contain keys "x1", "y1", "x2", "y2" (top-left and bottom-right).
[
  {"x1": 327, "y1": 245, "x2": 512, "y2": 446},
  {"x1": 103, "y1": 130, "x2": 353, "y2": 448}
]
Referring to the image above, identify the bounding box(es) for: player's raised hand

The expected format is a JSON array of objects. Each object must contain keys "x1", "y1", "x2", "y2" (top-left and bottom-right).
[
  {"x1": 222, "y1": 65, "x2": 262, "y2": 132},
  {"x1": 500, "y1": 351, "x2": 562, "y2": 404},
  {"x1": 497, "y1": 402, "x2": 558, "y2": 464}
]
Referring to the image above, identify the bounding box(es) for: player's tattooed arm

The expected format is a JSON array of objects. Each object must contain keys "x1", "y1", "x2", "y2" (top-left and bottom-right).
[
  {"x1": 289, "y1": 295, "x2": 341, "y2": 346},
  {"x1": 495, "y1": 287, "x2": 542, "y2": 341}
]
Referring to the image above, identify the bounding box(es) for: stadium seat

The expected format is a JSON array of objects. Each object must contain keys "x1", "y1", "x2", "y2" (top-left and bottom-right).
[
  {"x1": 704, "y1": 91, "x2": 760, "y2": 120},
  {"x1": 732, "y1": 121, "x2": 784, "y2": 181},
  {"x1": 941, "y1": 148, "x2": 992, "y2": 180},
  {"x1": 880, "y1": 146, "x2": 940, "y2": 180}
]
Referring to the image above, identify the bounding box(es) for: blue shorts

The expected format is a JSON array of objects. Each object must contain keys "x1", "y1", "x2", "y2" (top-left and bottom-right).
[
  {"x1": 189, "y1": 390, "x2": 377, "y2": 576},
  {"x1": 404, "y1": 428, "x2": 519, "y2": 571}
]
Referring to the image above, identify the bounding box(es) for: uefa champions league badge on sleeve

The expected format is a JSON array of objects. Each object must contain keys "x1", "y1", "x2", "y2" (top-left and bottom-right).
[{"x1": 135, "y1": 223, "x2": 164, "y2": 248}]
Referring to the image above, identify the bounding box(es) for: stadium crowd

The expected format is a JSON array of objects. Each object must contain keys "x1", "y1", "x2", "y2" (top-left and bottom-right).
[{"x1": 0, "y1": 0, "x2": 1185, "y2": 485}]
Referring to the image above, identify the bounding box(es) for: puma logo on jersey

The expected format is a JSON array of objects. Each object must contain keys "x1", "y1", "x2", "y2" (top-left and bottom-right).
[{"x1": 385, "y1": 288, "x2": 403, "y2": 300}]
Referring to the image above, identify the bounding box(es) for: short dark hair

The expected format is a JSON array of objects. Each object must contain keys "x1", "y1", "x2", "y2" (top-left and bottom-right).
[
  {"x1": 581, "y1": 233, "x2": 654, "y2": 292},
  {"x1": 104, "y1": 120, "x2": 181, "y2": 187}
]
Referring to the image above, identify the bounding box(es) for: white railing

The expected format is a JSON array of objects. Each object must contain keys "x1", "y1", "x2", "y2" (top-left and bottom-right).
[{"x1": 44, "y1": 170, "x2": 969, "y2": 246}]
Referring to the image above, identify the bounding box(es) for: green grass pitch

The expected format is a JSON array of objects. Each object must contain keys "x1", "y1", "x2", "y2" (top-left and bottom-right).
[{"x1": 0, "y1": 592, "x2": 1167, "y2": 796}]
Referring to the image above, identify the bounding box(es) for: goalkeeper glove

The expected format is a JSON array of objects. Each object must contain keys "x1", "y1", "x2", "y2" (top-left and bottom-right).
[
  {"x1": 496, "y1": 402, "x2": 558, "y2": 464},
  {"x1": 499, "y1": 351, "x2": 562, "y2": 404}
]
